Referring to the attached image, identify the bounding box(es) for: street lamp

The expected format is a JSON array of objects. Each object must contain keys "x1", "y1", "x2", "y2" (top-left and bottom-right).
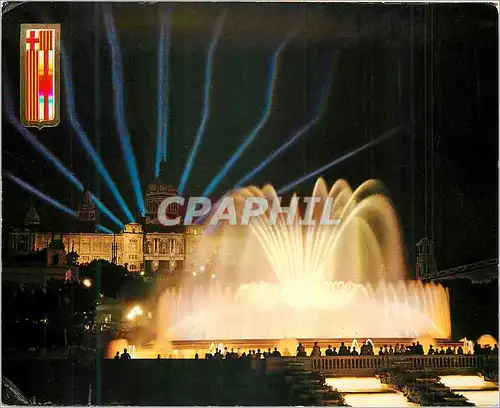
[
  {"x1": 127, "y1": 305, "x2": 143, "y2": 321},
  {"x1": 82, "y1": 278, "x2": 92, "y2": 288}
]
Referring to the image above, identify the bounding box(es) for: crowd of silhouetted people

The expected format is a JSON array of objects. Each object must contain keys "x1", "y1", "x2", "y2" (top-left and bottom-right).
[
  {"x1": 204, "y1": 347, "x2": 283, "y2": 360},
  {"x1": 201, "y1": 341, "x2": 499, "y2": 360},
  {"x1": 112, "y1": 341, "x2": 498, "y2": 361},
  {"x1": 113, "y1": 349, "x2": 131, "y2": 360}
]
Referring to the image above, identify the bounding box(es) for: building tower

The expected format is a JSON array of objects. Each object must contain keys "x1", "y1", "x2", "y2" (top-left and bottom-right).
[
  {"x1": 144, "y1": 161, "x2": 181, "y2": 229},
  {"x1": 415, "y1": 237, "x2": 437, "y2": 280},
  {"x1": 24, "y1": 204, "x2": 41, "y2": 231},
  {"x1": 76, "y1": 189, "x2": 97, "y2": 233}
]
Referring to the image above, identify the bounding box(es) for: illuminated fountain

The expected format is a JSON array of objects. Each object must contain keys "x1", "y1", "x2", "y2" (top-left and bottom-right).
[{"x1": 157, "y1": 178, "x2": 451, "y2": 343}]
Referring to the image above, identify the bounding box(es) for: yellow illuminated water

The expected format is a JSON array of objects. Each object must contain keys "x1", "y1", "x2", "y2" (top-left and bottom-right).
[
  {"x1": 440, "y1": 375, "x2": 498, "y2": 391},
  {"x1": 326, "y1": 377, "x2": 418, "y2": 407},
  {"x1": 440, "y1": 375, "x2": 499, "y2": 407},
  {"x1": 459, "y1": 391, "x2": 499, "y2": 407},
  {"x1": 157, "y1": 178, "x2": 451, "y2": 341}
]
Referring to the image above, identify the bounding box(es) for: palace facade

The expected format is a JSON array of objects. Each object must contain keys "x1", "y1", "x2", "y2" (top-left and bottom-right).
[{"x1": 7, "y1": 163, "x2": 208, "y2": 277}]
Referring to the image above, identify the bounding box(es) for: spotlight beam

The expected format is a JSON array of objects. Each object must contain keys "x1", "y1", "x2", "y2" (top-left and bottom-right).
[
  {"x1": 202, "y1": 31, "x2": 295, "y2": 197},
  {"x1": 155, "y1": 13, "x2": 171, "y2": 176},
  {"x1": 61, "y1": 47, "x2": 135, "y2": 223},
  {"x1": 6, "y1": 173, "x2": 76, "y2": 217},
  {"x1": 163, "y1": 13, "x2": 171, "y2": 162},
  {"x1": 7, "y1": 173, "x2": 116, "y2": 233},
  {"x1": 3, "y1": 80, "x2": 124, "y2": 229},
  {"x1": 277, "y1": 125, "x2": 403, "y2": 194},
  {"x1": 96, "y1": 224, "x2": 114, "y2": 234},
  {"x1": 104, "y1": 7, "x2": 145, "y2": 215},
  {"x1": 235, "y1": 69, "x2": 332, "y2": 189},
  {"x1": 177, "y1": 12, "x2": 226, "y2": 195},
  {"x1": 155, "y1": 15, "x2": 166, "y2": 176}
]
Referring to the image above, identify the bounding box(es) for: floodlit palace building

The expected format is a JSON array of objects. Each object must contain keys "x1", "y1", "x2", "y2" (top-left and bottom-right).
[{"x1": 7, "y1": 163, "x2": 206, "y2": 276}]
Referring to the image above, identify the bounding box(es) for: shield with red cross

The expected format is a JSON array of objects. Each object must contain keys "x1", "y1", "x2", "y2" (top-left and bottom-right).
[{"x1": 20, "y1": 24, "x2": 61, "y2": 129}]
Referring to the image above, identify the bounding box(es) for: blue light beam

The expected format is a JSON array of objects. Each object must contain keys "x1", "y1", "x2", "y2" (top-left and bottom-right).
[
  {"x1": 96, "y1": 224, "x2": 114, "y2": 234},
  {"x1": 235, "y1": 70, "x2": 332, "y2": 189},
  {"x1": 155, "y1": 12, "x2": 171, "y2": 175},
  {"x1": 277, "y1": 125, "x2": 403, "y2": 194},
  {"x1": 3, "y1": 80, "x2": 124, "y2": 229},
  {"x1": 61, "y1": 46, "x2": 135, "y2": 223},
  {"x1": 7, "y1": 173, "x2": 116, "y2": 233},
  {"x1": 202, "y1": 32, "x2": 295, "y2": 197},
  {"x1": 6, "y1": 173, "x2": 77, "y2": 217},
  {"x1": 162, "y1": 13, "x2": 171, "y2": 163},
  {"x1": 103, "y1": 7, "x2": 145, "y2": 215},
  {"x1": 177, "y1": 12, "x2": 226, "y2": 195}
]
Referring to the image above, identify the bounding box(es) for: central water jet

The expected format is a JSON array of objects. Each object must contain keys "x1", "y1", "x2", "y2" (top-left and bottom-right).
[{"x1": 157, "y1": 178, "x2": 451, "y2": 342}]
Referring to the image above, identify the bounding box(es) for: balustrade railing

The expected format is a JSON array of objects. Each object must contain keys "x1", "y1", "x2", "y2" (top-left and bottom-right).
[{"x1": 266, "y1": 354, "x2": 498, "y2": 374}]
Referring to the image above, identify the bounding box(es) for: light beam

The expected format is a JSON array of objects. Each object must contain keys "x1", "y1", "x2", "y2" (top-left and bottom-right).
[
  {"x1": 6, "y1": 173, "x2": 76, "y2": 217},
  {"x1": 155, "y1": 13, "x2": 171, "y2": 176},
  {"x1": 3, "y1": 80, "x2": 124, "y2": 229},
  {"x1": 103, "y1": 7, "x2": 145, "y2": 215},
  {"x1": 61, "y1": 46, "x2": 135, "y2": 223},
  {"x1": 202, "y1": 32, "x2": 295, "y2": 197},
  {"x1": 96, "y1": 224, "x2": 114, "y2": 234},
  {"x1": 277, "y1": 125, "x2": 403, "y2": 194},
  {"x1": 177, "y1": 12, "x2": 226, "y2": 195},
  {"x1": 162, "y1": 14, "x2": 171, "y2": 162},
  {"x1": 7, "y1": 173, "x2": 117, "y2": 233},
  {"x1": 235, "y1": 69, "x2": 332, "y2": 189}
]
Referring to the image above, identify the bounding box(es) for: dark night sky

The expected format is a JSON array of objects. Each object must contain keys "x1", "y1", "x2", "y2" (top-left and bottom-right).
[{"x1": 2, "y1": 3, "x2": 498, "y2": 271}]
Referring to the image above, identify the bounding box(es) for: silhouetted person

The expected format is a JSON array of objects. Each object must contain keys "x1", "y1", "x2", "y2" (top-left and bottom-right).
[
  {"x1": 120, "y1": 348, "x2": 131, "y2": 360},
  {"x1": 378, "y1": 347, "x2": 384, "y2": 356},
  {"x1": 383, "y1": 345, "x2": 389, "y2": 355},
  {"x1": 415, "y1": 341, "x2": 424, "y2": 355},
  {"x1": 457, "y1": 346, "x2": 464, "y2": 355},
  {"x1": 439, "y1": 347, "x2": 445, "y2": 355},
  {"x1": 347, "y1": 346, "x2": 352, "y2": 355},
  {"x1": 113, "y1": 351, "x2": 120, "y2": 360},
  {"x1": 410, "y1": 343, "x2": 416, "y2": 354},
  {"x1": 493, "y1": 344, "x2": 498, "y2": 354},
  {"x1": 297, "y1": 343, "x2": 306, "y2": 357},
  {"x1": 157, "y1": 354, "x2": 161, "y2": 359},
  {"x1": 239, "y1": 352, "x2": 247, "y2": 360},
  {"x1": 394, "y1": 343, "x2": 400, "y2": 355},
  {"x1": 325, "y1": 345, "x2": 333, "y2": 356},
  {"x1": 271, "y1": 347, "x2": 281, "y2": 357},
  {"x1": 428, "y1": 345, "x2": 435, "y2": 355},
  {"x1": 194, "y1": 353, "x2": 199, "y2": 360},
  {"x1": 474, "y1": 342, "x2": 482, "y2": 355},
  {"x1": 332, "y1": 347, "x2": 338, "y2": 356},
  {"x1": 338, "y1": 342, "x2": 348, "y2": 356},
  {"x1": 388, "y1": 345, "x2": 394, "y2": 355},
  {"x1": 360, "y1": 343, "x2": 367, "y2": 355},
  {"x1": 351, "y1": 347, "x2": 359, "y2": 356},
  {"x1": 312, "y1": 342, "x2": 321, "y2": 357},
  {"x1": 445, "y1": 346, "x2": 453, "y2": 355},
  {"x1": 256, "y1": 349, "x2": 262, "y2": 359}
]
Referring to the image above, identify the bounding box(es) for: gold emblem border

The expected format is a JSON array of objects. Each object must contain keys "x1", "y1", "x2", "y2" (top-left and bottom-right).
[{"x1": 20, "y1": 23, "x2": 61, "y2": 129}]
